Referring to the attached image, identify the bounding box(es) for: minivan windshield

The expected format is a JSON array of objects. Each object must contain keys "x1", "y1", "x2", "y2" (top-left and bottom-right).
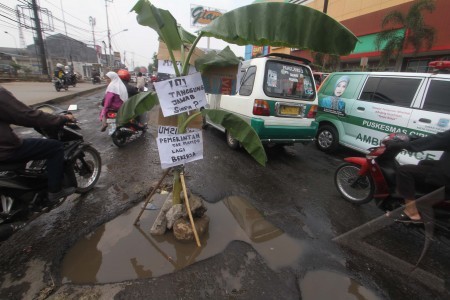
[{"x1": 264, "y1": 60, "x2": 315, "y2": 100}]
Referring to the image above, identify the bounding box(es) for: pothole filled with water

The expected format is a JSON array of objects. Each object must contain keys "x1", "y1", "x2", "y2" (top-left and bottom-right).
[
  {"x1": 61, "y1": 194, "x2": 379, "y2": 299},
  {"x1": 62, "y1": 194, "x2": 303, "y2": 283}
]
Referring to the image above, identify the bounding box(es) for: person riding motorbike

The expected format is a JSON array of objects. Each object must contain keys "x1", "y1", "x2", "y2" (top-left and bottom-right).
[
  {"x1": 117, "y1": 69, "x2": 139, "y2": 97},
  {"x1": 0, "y1": 85, "x2": 76, "y2": 203},
  {"x1": 385, "y1": 129, "x2": 450, "y2": 223},
  {"x1": 54, "y1": 63, "x2": 66, "y2": 85},
  {"x1": 117, "y1": 69, "x2": 145, "y2": 128},
  {"x1": 100, "y1": 71, "x2": 128, "y2": 132}
]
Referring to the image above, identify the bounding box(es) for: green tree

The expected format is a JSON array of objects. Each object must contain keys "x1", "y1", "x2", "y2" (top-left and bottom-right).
[
  {"x1": 375, "y1": 0, "x2": 436, "y2": 69},
  {"x1": 9, "y1": 61, "x2": 21, "y2": 76}
]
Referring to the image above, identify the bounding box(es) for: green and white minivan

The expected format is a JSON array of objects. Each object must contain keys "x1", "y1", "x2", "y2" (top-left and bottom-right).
[
  {"x1": 315, "y1": 71, "x2": 450, "y2": 164},
  {"x1": 205, "y1": 54, "x2": 319, "y2": 149}
]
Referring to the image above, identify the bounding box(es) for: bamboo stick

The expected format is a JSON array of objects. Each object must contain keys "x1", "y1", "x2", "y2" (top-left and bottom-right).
[
  {"x1": 134, "y1": 168, "x2": 171, "y2": 225},
  {"x1": 180, "y1": 172, "x2": 201, "y2": 247}
]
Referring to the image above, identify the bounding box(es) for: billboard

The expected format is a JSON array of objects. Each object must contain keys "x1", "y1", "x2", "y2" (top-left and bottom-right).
[{"x1": 190, "y1": 4, "x2": 225, "y2": 27}]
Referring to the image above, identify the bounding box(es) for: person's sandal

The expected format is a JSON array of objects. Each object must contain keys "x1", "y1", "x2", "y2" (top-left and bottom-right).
[
  {"x1": 395, "y1": 213, "x2": 423, "y2": 224},
  {"x1": 100, "y1": 124, "x2": 108, "y2": 132}
]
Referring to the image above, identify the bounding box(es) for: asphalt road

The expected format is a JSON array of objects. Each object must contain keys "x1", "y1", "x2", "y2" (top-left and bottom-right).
[{"x1": 0, "y1": 88, "x2": 449, "y2": 299}]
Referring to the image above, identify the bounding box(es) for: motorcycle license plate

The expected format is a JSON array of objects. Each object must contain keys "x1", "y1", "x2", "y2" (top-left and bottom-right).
[
  {"x1": 108, "y1": 122, "x2": 116, "y2": 135},
  {"x1": 106, "y1": 118, "x2": 116, "y2": 124}
]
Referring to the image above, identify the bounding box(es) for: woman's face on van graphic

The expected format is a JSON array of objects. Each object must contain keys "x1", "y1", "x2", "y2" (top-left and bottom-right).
[{"x1": 334, "y1": 81, "x2": 348, "y2": 97}]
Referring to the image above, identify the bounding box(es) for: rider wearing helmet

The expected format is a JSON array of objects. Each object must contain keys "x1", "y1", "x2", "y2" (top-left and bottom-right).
[
  {"x1": 117, "y1": 69, "x2": 146, "y2": 128},
  {"x1": 117, "y1": 69, "x2": 139, "y2": 98}
]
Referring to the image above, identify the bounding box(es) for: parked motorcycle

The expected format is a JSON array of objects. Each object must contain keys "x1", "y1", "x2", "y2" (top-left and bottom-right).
[
  {"x1": 0, "y1": 104, "x2": 102, "y2": 241},
  {"x1": 334, "y1": 132, "x2": 450, "y2": 227},
  {"x1": 104, "y1": 110, "x2": 146, "y2": 147},
  {"x1": 92, "y1": 75, "x2": 101, "y2": 84},
  {"x1": 53, "y1": 77, "x2": 68, "y2": 92}
]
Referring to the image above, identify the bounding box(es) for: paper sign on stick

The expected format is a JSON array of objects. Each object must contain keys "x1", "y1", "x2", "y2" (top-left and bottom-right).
[
  {"x1": 156, "y1": 131, "x2": 204, "y2": 169},
  {"x1": 158, "y1": 60, "x2": 197, "y2": 75},
  {"x1": 154, "y1": 72, "x2": 207, "y2": 117},
  {"x1": 158, "y1": 125, "x2": 200, "y2": 135}
]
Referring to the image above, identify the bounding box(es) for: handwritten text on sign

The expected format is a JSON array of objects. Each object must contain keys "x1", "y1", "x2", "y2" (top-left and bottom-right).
[
  {"x1": 154, "y1": 72, "x2": 206, "y2": 117},
  {"x1": 156, "y1": 131, "x2": 204, "y2": 169},
  {"x1": 158, "y1": 60, "x2": 197, "y2": 75}
]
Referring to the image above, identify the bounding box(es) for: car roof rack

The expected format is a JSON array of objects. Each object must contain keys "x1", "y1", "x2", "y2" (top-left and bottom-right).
[{"x1": 262, "y1": 53, "x2": 311, "y2": 65}]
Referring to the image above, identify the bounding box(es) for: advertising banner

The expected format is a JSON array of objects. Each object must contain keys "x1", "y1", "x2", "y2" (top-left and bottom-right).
[{"x1": 190, "y1": 4, "x2": 225, "y2": 27}]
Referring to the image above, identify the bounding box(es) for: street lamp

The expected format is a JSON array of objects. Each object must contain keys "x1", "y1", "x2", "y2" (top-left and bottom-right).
[
  {"x1": 4, "y1": 31, "x2": 18, "y2": 54},
  {"x1": 109, "y1": 29, "x2": 128, "y2": 68}
]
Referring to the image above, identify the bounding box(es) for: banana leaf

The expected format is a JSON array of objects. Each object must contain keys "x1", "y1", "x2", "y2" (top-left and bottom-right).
[
  {"x1": 200, "y1": 2, "x2": 358, "y2": 55},
  {"x1": 195, "y1": 46, "x2": 242, "y2": 73},
  {"x1": 131, "y1": 0, "x2": 195, "y2": 51},
  {"x1": 117, "y1": 91, "x2": 159, "y2": 125},
  {"x1": 201, "y1": 109, "x2": 267, "y2": 166}
]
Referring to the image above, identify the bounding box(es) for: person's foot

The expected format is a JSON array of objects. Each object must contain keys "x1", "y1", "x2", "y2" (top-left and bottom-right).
[
  {"x1": 395, "y1": 212, "x2": 423, "y2": 224},
  {"x1": 100, "y1": 124, "x2": 108, "y2": 132},
  {"x1": 47, "y1": 187, "x2": 76, "y2": 206}
]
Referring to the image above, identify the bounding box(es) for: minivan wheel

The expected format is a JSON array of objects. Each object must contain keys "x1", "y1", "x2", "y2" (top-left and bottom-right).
[
  {"x1": 226, "y1": 131, "x2": 239, "y2": 149},
  {"x1": 316, "y1": 124, "x2": 339, "y2": 153}
]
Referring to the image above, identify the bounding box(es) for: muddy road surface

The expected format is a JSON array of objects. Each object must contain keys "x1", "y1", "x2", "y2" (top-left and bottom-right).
[{"x1": 0, "y1": 90, "x2": 449, "y2": 299}]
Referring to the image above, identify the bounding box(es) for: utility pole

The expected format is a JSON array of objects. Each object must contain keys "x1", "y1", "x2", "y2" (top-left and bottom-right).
[
  {"x1": 105, "y1": 0, "x2": 113, "y2": 69},
  {"x1": 323, "y1": 0, "x2": 329, "y2": 14},
  {"x1": 89, "y1": 16, "x2": 98, "y2": 63},
  {"x1": 31, "y1": 0, "x2": 49, "y2": 77}
]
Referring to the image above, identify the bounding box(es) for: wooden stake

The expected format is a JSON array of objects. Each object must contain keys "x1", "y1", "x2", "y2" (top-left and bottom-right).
[
  {"x1": 134, "y1": 168, "x2": 171, "y2": 225},
  {"x1": 180, "y1": 172, "x2": 201, "y2": 247}
]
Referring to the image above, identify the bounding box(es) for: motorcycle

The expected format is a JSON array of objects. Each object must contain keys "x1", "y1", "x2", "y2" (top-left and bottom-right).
[
  {"x1": 334, "y1": 132, "x2": 450, "y2": 227},
  {"x1": 0, "y1": 104, "x2": 102, "y2": 241},
  {"x1": 65, "y1": 72, "x2": 77, "y2": 87},
  {"x1": 92, "y1": 75, "x2": 101, "y2": 84},
  {"x1": 53, "y1": 76, "x2": 68, "y2": 92},
  {"x1": 104, "y1": 109, "x2": 147, "y2": 147}
]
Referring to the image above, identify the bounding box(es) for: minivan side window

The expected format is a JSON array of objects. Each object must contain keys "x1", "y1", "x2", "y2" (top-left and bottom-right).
[
  {"x1": 359, "y1": 77, "x2": 421, "y2": 107},
  {"x1": 423, "y1": 79, "x2": 450, "y2": 113},
  {"x1": 239, "y1": 66, "x2": 257, "y2": 96}
]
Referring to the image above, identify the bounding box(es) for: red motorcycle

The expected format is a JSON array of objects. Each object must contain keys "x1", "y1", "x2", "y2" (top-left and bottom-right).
[{"x1": 334, "y1": 133, "x2": 450, "y2": 225}]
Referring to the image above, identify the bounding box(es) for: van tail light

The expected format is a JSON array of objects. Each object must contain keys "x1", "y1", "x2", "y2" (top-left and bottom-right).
[
  {"x1": 306, "y1": 105, "x2": 317, "y2": 118},
  {"x1": 253, "y1": 99, "x2": 270, "y2": 116}
]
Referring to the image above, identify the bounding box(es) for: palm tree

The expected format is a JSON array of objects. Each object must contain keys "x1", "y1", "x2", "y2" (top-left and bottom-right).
[{"x1": 375, "y1": 0, "x2": 436, "y2": 69}]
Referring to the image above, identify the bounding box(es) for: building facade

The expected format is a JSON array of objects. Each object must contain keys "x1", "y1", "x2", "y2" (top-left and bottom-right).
[{"x1": 246, "y1": 0, "x2": 450, "y2": 72}]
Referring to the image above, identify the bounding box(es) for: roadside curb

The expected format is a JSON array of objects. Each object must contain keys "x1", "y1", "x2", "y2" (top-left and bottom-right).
[{"x1": 33, "y1": 85, "x2": 106, "y2": 107}]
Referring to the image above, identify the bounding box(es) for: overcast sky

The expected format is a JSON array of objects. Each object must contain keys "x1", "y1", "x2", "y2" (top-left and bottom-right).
[{"x1": 1, "y1": 0, "x2": 255, "y2": 68}]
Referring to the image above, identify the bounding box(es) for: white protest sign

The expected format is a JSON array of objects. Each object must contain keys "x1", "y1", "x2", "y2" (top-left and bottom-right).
[
  {"x1": 158, "y1": 60, "x2": 197, "y2": 75},
  {"x1": 156, "y1": 131, "x2": 204, "y2": 169},
  {"x1": 158, "y1": 125, "x2": 200, "y2": 135},
  {"x1": 154, "y1": 72, "x2": 207, "y2": 117}
]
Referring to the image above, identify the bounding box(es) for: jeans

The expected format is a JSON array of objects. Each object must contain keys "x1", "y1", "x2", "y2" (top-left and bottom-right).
[{"x1": 6, "y1": 138, "x2": 65, "y2": 192}]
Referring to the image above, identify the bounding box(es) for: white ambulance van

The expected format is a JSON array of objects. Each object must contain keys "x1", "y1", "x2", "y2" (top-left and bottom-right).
[
  {"x1": 315, "y1": 62, "x2": 450, "y2": 164},
  {"x1": 204, "y1": 53, "x2": 319, "y2": 149}
]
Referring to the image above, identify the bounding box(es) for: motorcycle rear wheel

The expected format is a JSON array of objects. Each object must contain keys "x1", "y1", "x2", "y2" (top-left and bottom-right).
[
  {"x1": 112, "y1": 131, "x2": 128, "y2": 147},
  {"x1": 335, "y1": 162, "x2": 374, "y2": 204},
  {"x1": 72, "y1": 145, "x2": 101, "y2": 193}
]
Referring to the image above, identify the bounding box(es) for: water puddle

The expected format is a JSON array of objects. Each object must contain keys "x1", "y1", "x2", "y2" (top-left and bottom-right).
[
  {"x1": 62, "y1": 195, "x2": 303, "y2": 283},
  {"x1": 300, "y1": 270, "x2": 380, "y2": 300}
]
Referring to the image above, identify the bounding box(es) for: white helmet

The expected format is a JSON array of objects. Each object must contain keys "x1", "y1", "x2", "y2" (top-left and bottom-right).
[{"x1": 56, "y1": 63, "x2": 63, "y2": 68}]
